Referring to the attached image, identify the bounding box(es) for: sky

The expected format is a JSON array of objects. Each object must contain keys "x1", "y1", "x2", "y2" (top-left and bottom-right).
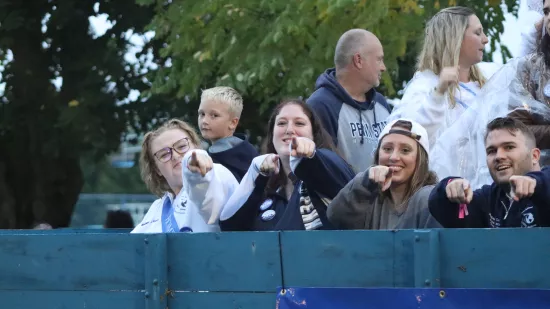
[{"x1": 493, "y1": 0, "x2": 541, "y2": 63}]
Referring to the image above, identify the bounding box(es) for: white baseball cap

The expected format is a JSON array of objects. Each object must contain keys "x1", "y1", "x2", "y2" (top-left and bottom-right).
[{"x1": 378, "y1": 118, "x2": 430, "y2": 154}]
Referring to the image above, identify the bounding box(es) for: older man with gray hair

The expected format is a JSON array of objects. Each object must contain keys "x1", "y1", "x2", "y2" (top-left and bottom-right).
[{"x1": 307, "y1": 29, "x2": 391, "y2": 173}]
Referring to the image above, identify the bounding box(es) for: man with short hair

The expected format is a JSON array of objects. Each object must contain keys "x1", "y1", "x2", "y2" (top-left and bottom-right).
[
  {"x1": 429, "y1": 117, "x2": 550, "y2": 228},
  {"x1": 307, "y1": 29, "x2": 391, "y2": 173}
]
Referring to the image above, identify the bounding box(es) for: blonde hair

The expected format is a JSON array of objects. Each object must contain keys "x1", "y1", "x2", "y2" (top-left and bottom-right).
[
  {"x1": 417, "y1": 6, "x2": 486, "y2": 108},
  {"x1": 139, "y1": 119, "x2": 202, "y2": 197},
  {"x1": 201, "y1": 86, "x2": 243, "y2": 118}
]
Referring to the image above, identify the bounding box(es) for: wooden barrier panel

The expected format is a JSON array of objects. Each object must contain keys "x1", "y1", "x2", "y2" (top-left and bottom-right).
[
  {"x1": 280, "y1": 230, "x2": 400, "y2": 287},
  {"x1": 0, "y1": 234, "x2": 145, "y2": 291},
  {"x1": 167, "y1": 232, "x2": 282, "y2": 292},
  {"x1": 167, "y1": 232, "x2": 282, "y2": 309},
  {"x1": 1, "y1": 291, "x2": 144, "y2": 309},
  {"x1": 438, "y1": 228, "x2": 550, "y2": 288},
  {"x1": 171, "y1": 292, "x2": 276, "y2": 309},
  {"x1": 0, "y1": 228, "x2": 549, "y2": 308}
]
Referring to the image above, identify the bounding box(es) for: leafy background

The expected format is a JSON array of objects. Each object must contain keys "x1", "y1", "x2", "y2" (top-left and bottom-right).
[{"x1": 0, "y1": 0, "x2": 518, "y2": 227}]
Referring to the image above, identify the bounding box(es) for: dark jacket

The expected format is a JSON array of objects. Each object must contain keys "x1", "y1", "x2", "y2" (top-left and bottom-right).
[
  {"x1": 429, "y1": 167, "x2": 550, "y2": 228},
  {"x1": 220, "y1": 149, "x2": 356, "y2": 231},
  {"x1": 207, "y1": 134, "x2": 259, "y2": 182}
]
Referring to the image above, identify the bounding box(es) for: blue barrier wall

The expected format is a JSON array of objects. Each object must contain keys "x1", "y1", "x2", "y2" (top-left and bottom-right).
[{"x1": 1, "y1": 228, "x2": 549, "y2": 308}]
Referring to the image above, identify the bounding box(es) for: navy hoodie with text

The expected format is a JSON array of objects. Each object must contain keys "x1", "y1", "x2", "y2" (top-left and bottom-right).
[
  {"x1": 429, "y1": 167, "x2": 550, "y2": 228},
  {"x1": 220, "y1": 149, "x2": 355, "y2": 231},
  {"x1": 306, "y1": 68, "x2": 391, "y2": 173}
]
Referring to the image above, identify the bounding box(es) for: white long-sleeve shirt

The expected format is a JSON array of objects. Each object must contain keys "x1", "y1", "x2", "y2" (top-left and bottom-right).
[
  {"x1": 519, "y1": 22, "x2": 539, "y2": 57},
  {"x1": 389, "y1": 70, "x2": 482, "y2": 148},
  {"x1": 518, "y1": 10, "x2": 542, "y2": 58},
  {"x1": 388, "y1": 61, "x2": 503, "y2": 149},
  {"x1": 131, "y1": 149, "x2": 239, "y2": 233}
]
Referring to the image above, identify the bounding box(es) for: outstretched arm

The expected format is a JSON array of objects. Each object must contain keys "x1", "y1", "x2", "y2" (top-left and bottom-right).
[
  {"x1": 182, "y1": 149, "x2": 239, "y2": 225},
  {"x1": 428, "y1": 177, "x2": 488, "y2": 228},
  {"x1": 219, "y1": 154, "x2": 276, "y2": 231},
  {"x1": 289, "y1": 137, "x2": 355, "y2": 199}
]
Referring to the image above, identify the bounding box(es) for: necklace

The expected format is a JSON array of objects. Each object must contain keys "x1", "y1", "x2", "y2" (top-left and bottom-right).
[
  {"x1": 544, "y1": 83, "x2": 550, "y2": 98},
  {"x1": 501, "y1": 192, "x2": 515, "y2": 220}
]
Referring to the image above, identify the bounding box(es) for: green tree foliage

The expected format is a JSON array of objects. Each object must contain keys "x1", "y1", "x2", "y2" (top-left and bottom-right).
[
  {"x1": 0, "y1": 0, "x2": 519, "y2": 227},
  {"x1": 0, "y1": 1, "x2": 153, "y2": 228},
  {"x1": 81, "y1": 157, "x2": 149, "y2": 194},
  {"x1": 139, "y1": 0, "x2": 519, "y2": 128}
]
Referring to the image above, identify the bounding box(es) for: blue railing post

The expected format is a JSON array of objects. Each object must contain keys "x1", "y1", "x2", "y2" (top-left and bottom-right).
[
  {"x1": 413, "y1": 229, "x2": 441, "y2": 288},
  {"x1": 144, "y1": 233, "x2": 168, "y2": 309}
]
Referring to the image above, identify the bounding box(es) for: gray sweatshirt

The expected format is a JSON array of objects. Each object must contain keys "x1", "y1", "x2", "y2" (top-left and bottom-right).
[
  {"x1": 307, "y1": 68, "x2": 391, "y2": 173},
  {"x1": 327, "y1": 170, "x2": 442, "y2": 230}
]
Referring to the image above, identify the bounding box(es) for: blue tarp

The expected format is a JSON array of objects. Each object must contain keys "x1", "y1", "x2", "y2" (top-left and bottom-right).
[{"x1": 276, "y1": 287, "x2": 550, "y2": 309}]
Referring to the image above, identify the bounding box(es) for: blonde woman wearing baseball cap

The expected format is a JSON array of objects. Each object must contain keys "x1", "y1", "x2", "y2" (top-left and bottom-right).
[{"x1": 327, "y1": 118, "x2": 442, "y2": 229}]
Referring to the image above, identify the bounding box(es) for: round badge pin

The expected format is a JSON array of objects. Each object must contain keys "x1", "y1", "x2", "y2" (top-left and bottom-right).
[
  {"x1": 179, "y1": 227, "x2": 193, "y2": 233},
  {"x1": 261, "y1": 209, "x2": 276, "y2": 221},
  {"x1": 544, "y1": 83, "x2": 550, "y2": 97},
  {"x1": 259, "y1": 199, "x2": 273, "y2": 211}
]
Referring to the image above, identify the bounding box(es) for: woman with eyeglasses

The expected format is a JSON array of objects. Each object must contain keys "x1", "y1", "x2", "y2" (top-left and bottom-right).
[{"x1": 131, "y1": 119, "x2": 239, "y2": 233}]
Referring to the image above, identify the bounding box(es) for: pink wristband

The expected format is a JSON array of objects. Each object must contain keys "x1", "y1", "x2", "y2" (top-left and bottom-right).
[
  {"x1": 458, "y1": 204, "x2": 469, "y2": 219},
  {"x1": 447, "y1": 179, "x2": 469, "y2": 219}
]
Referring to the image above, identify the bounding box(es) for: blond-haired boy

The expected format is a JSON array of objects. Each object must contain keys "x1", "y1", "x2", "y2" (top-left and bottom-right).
[{"x1": 198, "y1": 86, "x2": 259, "y2": 182}]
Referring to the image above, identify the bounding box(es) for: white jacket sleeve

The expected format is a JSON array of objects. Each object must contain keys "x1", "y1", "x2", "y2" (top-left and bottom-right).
[
  {"x1": 519, "y1": 21, "x2": 540, "y2": 57},
  {"x1": 181, "y1": 149, "x2": 239, "y2": 225},
  {"x1": 219, "y1": 154, "x2": 271, "y2": 221},
  {"x1": 130, "y1": 198, "x2": 164, "y2": 233},
  {"x1": 388, "y1": 70, "x2": 448, "y2": 146}
]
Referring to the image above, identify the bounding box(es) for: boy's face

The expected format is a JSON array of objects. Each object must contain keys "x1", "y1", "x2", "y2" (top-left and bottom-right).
[{"x1": 198, "y1": 99, "x2": 239, "y2": 143}]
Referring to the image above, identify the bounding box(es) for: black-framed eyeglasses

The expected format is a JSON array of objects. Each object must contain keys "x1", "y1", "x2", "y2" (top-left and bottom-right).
[{"x1": 153, "y1": 137, "x2": 190, "y2": 163}]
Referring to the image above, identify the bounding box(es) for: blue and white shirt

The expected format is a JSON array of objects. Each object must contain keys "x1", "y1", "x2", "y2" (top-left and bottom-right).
[{"x1": 131, "y1": 149, "x2": 239, "y2": 234}]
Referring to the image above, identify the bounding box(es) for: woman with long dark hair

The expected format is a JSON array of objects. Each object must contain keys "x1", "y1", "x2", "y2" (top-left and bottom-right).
[{"x1": 220, "y1": 99, "x2": 355, "y2": 231}]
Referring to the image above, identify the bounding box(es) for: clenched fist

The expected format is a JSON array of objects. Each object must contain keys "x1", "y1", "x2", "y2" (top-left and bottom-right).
[
  {"x1": 187, "y1": 150, "x2": 213, "y2": 177},
  {"x1": 437, "y1": 66, "x2": 459, "y2": 95},
  {"x1": 445, "y1": 178, "x2": 473, "y2": 204},
  {"x1": 290, "y1": 137, "x2": 316, "y2": 158}
]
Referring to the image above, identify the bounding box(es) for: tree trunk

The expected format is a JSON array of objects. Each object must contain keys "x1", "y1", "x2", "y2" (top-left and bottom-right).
[{"x1": 0, "y1": 2, "x2": 83, "y2": 228}]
